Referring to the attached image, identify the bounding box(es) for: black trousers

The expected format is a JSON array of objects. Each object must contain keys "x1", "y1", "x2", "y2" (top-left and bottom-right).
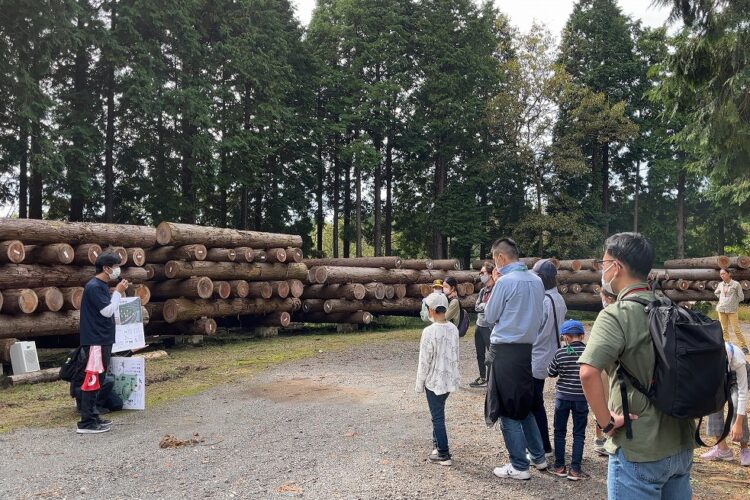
[
  {"x1": 78, "y1": 344, "x2": 113, "y2": 429},
  {"x1": 531, "y1": 377, "x2": 552, "y2": 453},
  {"x1": 474, "y1": 325, "x2": 492, "y2": 379}
]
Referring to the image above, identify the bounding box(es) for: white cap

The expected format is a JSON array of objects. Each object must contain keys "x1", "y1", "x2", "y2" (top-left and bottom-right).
[{"x1": 424, "y1": 292, "x2": 449, "y2": 311}]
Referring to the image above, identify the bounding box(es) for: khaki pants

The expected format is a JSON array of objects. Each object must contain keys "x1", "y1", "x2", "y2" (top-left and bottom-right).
[{"x1": 718, "y1": 311, "x2": 748, "y2": 349}]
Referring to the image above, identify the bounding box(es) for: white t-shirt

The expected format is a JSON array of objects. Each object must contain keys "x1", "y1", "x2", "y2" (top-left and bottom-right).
[{"x1": 415, "y1": 321, "x2": 460, "y2": 395}]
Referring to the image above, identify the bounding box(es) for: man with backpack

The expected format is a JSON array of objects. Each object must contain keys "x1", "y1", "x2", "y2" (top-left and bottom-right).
[{"x1": 579, "y1": 233, "x2": 696, "y2": 499}]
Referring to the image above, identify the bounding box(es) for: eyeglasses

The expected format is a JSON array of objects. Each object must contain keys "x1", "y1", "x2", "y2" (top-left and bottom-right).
[
  {"x1": 479, "y1": 271, "x2": 489, "y2": 275},
  {"x1": 594, "y1": 259, "x2": 616, "y2": 265}
]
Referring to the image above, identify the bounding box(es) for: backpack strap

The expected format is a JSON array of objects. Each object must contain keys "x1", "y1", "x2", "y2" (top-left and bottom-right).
[{"x1": 545, "y1": 293, "x2": 560, "y2": 349}]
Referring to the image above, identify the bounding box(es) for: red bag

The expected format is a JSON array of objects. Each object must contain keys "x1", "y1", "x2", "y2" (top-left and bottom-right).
[{"x1": 81, "y1": 346, "x2": 103, "y2": 392}]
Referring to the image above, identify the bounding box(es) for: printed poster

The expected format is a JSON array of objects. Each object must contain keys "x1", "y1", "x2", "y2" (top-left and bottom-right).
[
  {"x1": 108, "y1": 356, "x2": 145, "y2": 410},
  {"x1": 112, "y1": 297, "x2": 145, "y2": 353}
]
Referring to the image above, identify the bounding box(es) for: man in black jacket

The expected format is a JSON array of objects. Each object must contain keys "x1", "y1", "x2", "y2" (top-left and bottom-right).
[{"x1": 76, "y1": 251, "x2": 128, "y2": 434}]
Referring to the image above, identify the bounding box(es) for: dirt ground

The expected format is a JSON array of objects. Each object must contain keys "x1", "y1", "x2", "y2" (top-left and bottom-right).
[{"x1": 0, "y1": 329, "x2": 749, "y2": 499}]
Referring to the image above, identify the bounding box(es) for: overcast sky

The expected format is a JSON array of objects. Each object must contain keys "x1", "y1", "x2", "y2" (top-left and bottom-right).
[{"x1": 290, "y1": 0, "x2": 673, "y2": 36}]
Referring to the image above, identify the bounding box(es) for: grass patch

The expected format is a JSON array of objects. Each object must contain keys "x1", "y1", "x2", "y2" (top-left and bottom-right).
[{"x1": 0, "y1": 327, "x2": 422, "y2": 434}]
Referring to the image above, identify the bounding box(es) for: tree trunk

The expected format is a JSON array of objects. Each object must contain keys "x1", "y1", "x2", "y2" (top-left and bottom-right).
[
  {"x1": 0, "y1": 310, "x2": 148, "y2": 339},
  {"x1": 316, "y1": 144, "x2": 324, "y2": 254},
  {"x1": 287, "y1": 279, "x2": 305, "y2": 298},
  {"x1": 34, "y1": 287, "x2": 64, "y2": 313},
  {"x1": 718, "y1": 218, "x2": 725, "y2": 255},
  {"x1": 295, "y1": 311, "x2": 373, "y2": 325},
  {"x1": 332, "y1": 149, "x2": 340, "y2": 258},
  {"x1": 536, "y1": 164, "x2": 544, "y2": 256},
  {"x1": 29, "y1": 119, "x2": 43, "y2": 219},
  {"x1": 385, "y1": 140, "x2": 393, "y2": 255},
  {"x1": 0, "y1": 241, "x2": 25, "y2": 264},
  {"x1": 633, "y1": 163, "x2": 640, "y2": 233},
  {"x1": 145, "y1": 245, "x2": 207, "y2": 263},
  {"x1": 155, "y1": 222, "x2": 302, "y2": 248},
  {"x1": 309, "y1": 266, "x2": 477, "y2": 285},
  {"x1": 1, "y1": 289, "x2": 39, "y2": 314},
  {"x1": 245, "y1": 282, "x2": 273, "y2": 299},
  {"x1": 343, "y1": 153, "x2": 351, "y2": 258},
  {"x1": 373, "y1": 136, "x2": 382, "y2": 256},
  {"x1": 23, "y1": 244, "x2": 75, "y2": 265},
  {"x1": 104, "y1": 1, "x2": 117, "y2": 223},
  {"x1": 433, "y1": 151, "x2": 447, "y2": 258},
  {"x1": 162, "y1": 297, "x2": 299, "y2": 323},
  {"x1": 205, "y1": 248, "x2": 236, "y2": 262},
  {"x1": 60, "y1": 287, "x2": 84, "y2": 310},
  {"x1": 213, "y1": 281, "x2": 231, "y2": 299},
  {"x1": 68, "y1": 11, "x2": 88, "y2": 222},
  {"x1": 0, "y1": 219, "x2": 157, "y2": 247},
  {"x1": 19, "y1": 123, "x2": 28, "y2": 218},
  {"x1": 303, "y1": 257, "x2": 402, "y2": 269},
  {"x1": 0, "y1": 264, "x2": 147, "y2": 289},
  {"x1": 301, "y1": 284, "x2": 367, "y2": 300},
  {"x1": 163, "y1": 261, "x2": 308, "y2": 281},
  {"x1": 676, "y1": 169, "x2": 686, "y2": 258},
  {"x1": 229, "y1": 280, "x2": 250, "y2": 298},
  {"x1": 663, "y1": 256, "x2": 731, "y2": 269},
  {"x1": 355, "y1": 161, "x2": 362, "y2": 257},
  {"x1": 270, "y1": 281, "x2": 290, "y2": 299},
  {"x1": 363, "y1": 282, "x2": 386, "y2": 300},
  {"x1": 146, "y1": 277, "x2": 214, "y2": 300},
  {"x1": 601, "y1": 141, "x2": 610, "y2": 236}
]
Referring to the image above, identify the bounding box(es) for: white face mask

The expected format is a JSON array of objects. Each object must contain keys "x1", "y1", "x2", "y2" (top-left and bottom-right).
[
  {"x1": 107, "y1": 266, "x2": 122, "y2": 280},
  {"x1": 480, "y1": 274, "x2": 489, "y2": 284},
  {"x1": 601, "y1": 262, "x2": 617, "y2": 296}
]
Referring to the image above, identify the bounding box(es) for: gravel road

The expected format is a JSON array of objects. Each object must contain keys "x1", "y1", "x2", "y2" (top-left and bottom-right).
[{"x1": 0, "y1": 333, "x2": 706, "y2": 499}]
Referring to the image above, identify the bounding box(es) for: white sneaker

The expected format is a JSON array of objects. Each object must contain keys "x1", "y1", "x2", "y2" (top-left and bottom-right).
[
  {"x1": 525, "y1": 451, "x2": 549, "y2": 470},
  {"x1": 493, "y1": 464, "x2": 531, "y2": 480}
]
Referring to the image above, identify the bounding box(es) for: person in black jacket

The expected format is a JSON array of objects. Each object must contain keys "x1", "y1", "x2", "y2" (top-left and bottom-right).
[{"x1": 76, "y1": 251, "x2": 128, "y2": 434}]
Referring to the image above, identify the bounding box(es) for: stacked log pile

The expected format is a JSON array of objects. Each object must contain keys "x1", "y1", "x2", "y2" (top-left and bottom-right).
[
  {"x1": 0, "y1": 220, "x2": 152, "y2": 340},
  {"x1": 296, "y1": 258, "x2": 478, "y2": 323}
]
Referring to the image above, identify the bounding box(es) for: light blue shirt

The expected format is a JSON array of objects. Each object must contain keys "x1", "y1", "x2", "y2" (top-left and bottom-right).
[{"x1": 484, "y1": 262, "x2": 545, "y2": 344}]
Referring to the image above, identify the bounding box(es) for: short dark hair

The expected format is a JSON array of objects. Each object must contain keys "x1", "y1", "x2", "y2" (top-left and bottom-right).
[
  {"x1": 444, "y1": 277, "x2": 458, "y2": 290},
  {"x1": 95, "y1": 251, "x2": 121, "y2": 273},
  {"x1": 481, "y1": 261, "x2": 495, "y2": 273},
  {"x1": 603, "y1": 232, "x2": 654, "y2": 280},
  {"x1": 539, "y1": 273, "x2": 557, "y2": 291},
  {"x1": 720, "y1": 268, "x2": 731, "y2": 275},
  {"x1": 434, "y1": 305, "x2": 447, "y2": 313},
  {"x1": 491, "y1": 237, "x2": 519, "y2": 259}
]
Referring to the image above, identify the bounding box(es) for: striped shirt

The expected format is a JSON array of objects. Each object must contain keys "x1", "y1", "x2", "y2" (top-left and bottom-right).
[{"x1": 548, "y1": 341, "x2": 586, "y2": 401}]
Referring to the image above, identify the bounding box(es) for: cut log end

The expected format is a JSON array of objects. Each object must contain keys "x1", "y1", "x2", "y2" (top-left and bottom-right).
[
  {"x1": 214, "y1": 281, "x2": 231, "y2": 299},
  {"x1": 0, "y1": 240, "x2": 26, "y2": 264},
  {"x1": 127, "y1": 248, "x2": 146, "y2": 267},
  {"x1": 2, "y1": 289, "x2": 39, "y2": 314},
  {"x1": 34, "y1": 287, "x2": 64, "y2": 312},
  {"x1": 156, "y1": 222, "x2": 173, "y2": 246}
]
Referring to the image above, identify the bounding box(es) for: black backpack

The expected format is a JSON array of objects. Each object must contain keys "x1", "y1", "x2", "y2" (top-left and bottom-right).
[
  {"x1": 59, "y1": 346, "x2": 86, "y2": 382},
  {"x1": 618, "y1": 295, "x2": 732, "y2": 446},
  {"x1": 457, "y1": 308, "x2": 469, "y2": 337}
]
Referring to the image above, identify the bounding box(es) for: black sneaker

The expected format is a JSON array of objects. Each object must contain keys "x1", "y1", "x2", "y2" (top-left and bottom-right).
[
  {"x1": 743, "y1": 347, "x2": 749, "y2": 355},
  {"x1": 76, "y1": 424, "x2": 111, "y2": 434},
  {"x1": 469, "y1": 377, "x2": 487, "y2": 388},
  {"x1": 96, "y1": 418, "x2": 112, "y2": 428},
  {"x1": 428, "y1": 453, "x2": 452, "y2": 466},
  {"x1": 95, "y1": 406, "x2": 111, "y2": 415}
]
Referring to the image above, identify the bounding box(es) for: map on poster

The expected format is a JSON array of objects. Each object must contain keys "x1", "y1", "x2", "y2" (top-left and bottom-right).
[
  {"x1": 109, "y1": 356, "x2": 145, "y2": 410},
  {"x1": 112, "y1": 296, "x2": 145, "y2": 353}
]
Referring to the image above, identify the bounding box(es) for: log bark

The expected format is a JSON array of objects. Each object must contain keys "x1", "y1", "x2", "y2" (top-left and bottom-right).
[
  {"x1": 577, "y1": 259, "x2": 602, "y2": 271},
  {"x1": 323, "y1": 298, "x2": 423, "y2": 314},
  {"x1": 580, "y1": 283, "x2": 601, "y2": 294},
  {"x1": 5, "y1": 367, "x2": 61, "y2": 386},
  {"x1": 1, "y1": 289, "x2": 38, "y2": 314},
  {"x1": 126, "y1": 248, "x2": 146, "y2": 267},
  {"x1": 233, "y1": 247, "x2": 254, "y2": 263},
  {"x1": 729, "y1": 256, "x2": 750, "y2": 269},
  {"x1": 689, "y1": 281, "x2": 706, "y2": 291},
  {"x1": 560, "y1": 293, "x2": 601, "y2": 307},
  {"x1": 0, "y1": 265, "x2": 148, "y2": 289},
  {"x1": 270, "y1": 281, "x2": 290, "y2": 298},
  {"x1": 0, "y1": 219, "x2": 157, "y2": 247},
  {"x1": 145, "y1": 264, "x2": 166, "y2": 281},
  {"x1": 147, "y1": 277, "x2": 214, "y2": 300},
  {"x1": 252, "y1": 250, "x2": 267, "y2": 262},
  {"x1": 301, "y1": 284, "x2": 366, "y2": 300},
  {"x1": 707, "y1": 280, "x2": 720, "y2": 290},
  {"x1": 309, "y1": 266, "x2": 477, "y2": 285},
  {"x1": 145, "y1": 245, "x2": 207, "y2": 263},
  {"x1": 229, "y1": 280, "x2": 250, "y2": 298},
  {"x1": 558, "y1": 260, "x2": 582, "y2": 272},
  {"x1": 302, "y1": 299, "x2": 326, "y2": 313},
  {"x1": 520, "y1": 257, "x2": 541, "y2": 268},
  {"x1": 286, "y1": 248, "x2": 303, "y2": 263},
  {"x1": 256, "y1": 311, "x2": 291, "y2": 327},
  {"x1": 400, "y1": 259, "x2": 430, "y2": 270},
  {"x1": 0, "y1": 338, "x2": 17, "y2": 363},
  {"x1": 144, "y1": 303, "x2": 164, "y2": 322},
  {"x1": 205, "y1": 248, "x2": 236, "y2": 262},
  {"x1": 33, "y1": 287, "x2": 64, "y2": 312},
  {"x1": 556, "y1": 270, "x2": 602, "y2": 284},
  {"x1": 146, "y1": 318, "x2": 217, "y2": 335},
  {"x1": 246, "y1": 282, "x2": 273, "y2": 299},
  {"x1": 60, "y1": 287, "x2": 83, "y2": 310},
  {"x1": 304, "y1": 256, "x2": 402, "y2": 269},
  {"x1": 655, "y1": 269, "x2": 750, "y2": 281},
  {"x1": 0, "y1": 240, "x2": 25, "y2": 264},
  {"x1": 406, "y1": 284, "x2": 432, "y2": 298},
  {"x1": 429, "y1": 259, "x2": 461, "y2": 270},
  {"x1": 73, "y1": 244, "x2": 101, "y2": 265},
  {"x1": 287, "y1": 279, "x2": 305, "y2": 298},
  {"x1": 162, "y1": 298, "x2": 299, "y2": 323},
  {"x1": 662, "y1": 279, "x2": 690, "y2": 291},
  {"x1": 459, "y1": 294, "x2": 478, "y2": 310},
  {"x1": 364, "y1": 282, "x2": 386, "y2": 300},
  {"x1": 164, "y1": 261, "x2": 308, "y2": 281},
  {"x1": 471, "y1": 259, "x2": 495, "y2": 270},
  {"x1": 265, "y1": 248, "x2": 287, "y2": 264},
  {"x1": 663, "y1": 290, "x2": 718, "y2": 302},
  {"x1": 0, "y1": 308, "x2": 147, "y2": 338},
  {"x1": 155, "y1": 221, "x2": 302, "y2": 248},
  {"x1": 663, "y1": 256, "x2": 731, "y2": 270},
  {"x1": 24, "y1": 244, "x2": 74, "y2": 265},
  {"x1": 296, "y1": 311, "x2": 373, "y2": 324},
  {"x1": 213, "y1": 281, "x2": 231, "y2": 299},
  {"x1": 569, "y1": 284, "x2": 582, "y2": 294}
]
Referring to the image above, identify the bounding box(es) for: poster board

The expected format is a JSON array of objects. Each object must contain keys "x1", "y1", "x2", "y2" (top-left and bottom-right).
[
  {"x1": 112, "y1": 297, "x2": 145, "y2": 353},
  {"x1": 108, "y1": 356, "x2": 145, "y2": 410}
]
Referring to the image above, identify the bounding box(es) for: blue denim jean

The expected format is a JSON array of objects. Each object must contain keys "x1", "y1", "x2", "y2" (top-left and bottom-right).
[
  {"x1": 499, "y1": 413, "x2": 545, "y2": 471},
  {"x1": 426, "y1": 389, "x2": 450, "y2": 456},
  {"x1": 553, "y1": 398, "x2": 588, "y2": 472},
  {"x1": 607, "y1": 447, "x2": 693, "y2": 500}
]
